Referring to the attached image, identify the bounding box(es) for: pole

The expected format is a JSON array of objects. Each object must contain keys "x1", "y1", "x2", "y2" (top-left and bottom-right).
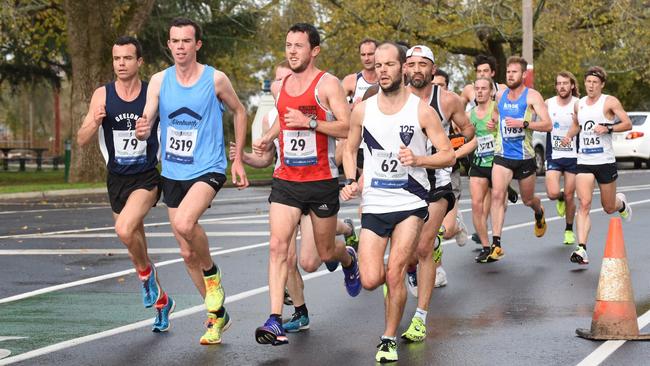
[
  {"x1": 522, "y1": 0, "x2": 534, "y2": 87},
  {"x1": 64, "y1": 139, "x2": 71, "y2": 183}
]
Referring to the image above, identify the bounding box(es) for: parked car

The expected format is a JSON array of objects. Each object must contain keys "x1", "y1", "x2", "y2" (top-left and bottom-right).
[
  {"x1": 532, "y1": 131, "x2": 547, "y2": 175},
  {"x1": 613, "y1": 111, "x2": 650, "y2": 169}
]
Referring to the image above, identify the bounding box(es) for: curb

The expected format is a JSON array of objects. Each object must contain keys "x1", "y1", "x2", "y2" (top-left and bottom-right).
[{"x1": 0, "y1": 180, "x2": 273, "y2": 201}]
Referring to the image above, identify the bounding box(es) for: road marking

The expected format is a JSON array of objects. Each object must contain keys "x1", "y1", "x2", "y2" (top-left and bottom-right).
[
  {"x1": 0, "y1": 337, "x2": 27, "y2": 361},
  {"x1": 0, "y1": 247, "x2": 221, "y2": 256},
  {"x1": 0, "y1": 206, "x2": 108, "y2": 216},
  {"x1": 575, "y1": 310, "x2": 650, "y2": 366},
  {"x1": 11, "y1": 231, "x2": 271, "y2": 239}
]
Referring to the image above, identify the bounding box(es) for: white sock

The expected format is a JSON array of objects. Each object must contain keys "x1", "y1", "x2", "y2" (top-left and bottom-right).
[{"x1": 414, "y1": 308, "x2": 427, "y2": 322}]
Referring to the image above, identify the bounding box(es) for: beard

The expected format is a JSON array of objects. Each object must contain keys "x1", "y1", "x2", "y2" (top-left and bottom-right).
[
  {"x1": 407, "y1": 73, "x2": 431, "y2": 89},
  {"x1": 380, "y1": 78, "x2": 402, "y2": 95},
  {"x1": 507, "y1": 78, "x2": 522, "y2": 89},
  {"x1": 558, "y1": 89, "x2": 571, "y2": 98},
  {"x1": 289, "y1": 59, "x2": 309, "y2": 73}
]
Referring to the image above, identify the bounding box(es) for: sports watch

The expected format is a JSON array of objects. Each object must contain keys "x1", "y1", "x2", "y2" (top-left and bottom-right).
[{"x1": 308, "y1": 116, "x2": 318, "y2": 130}]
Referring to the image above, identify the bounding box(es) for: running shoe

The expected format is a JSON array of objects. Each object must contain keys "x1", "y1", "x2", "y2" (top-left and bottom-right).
[
  {"x1": 283, "y1": 288, "x2": 293, "y2": 306},
  {"x1": 507, "y1": 185, "x2": 519, "y2": 204},
  {"x1": 471, "y1": 232, "x2": 481, "y2": 245},
  {"x1": 255, "y1": 316, "x2": 288, "y2": 346},
  {"x1": 140, "y1": 264, "x2": 162, "y2": 308},
  {"x1": 382, "y1": 283, "x2": 388, "y2": 298},
  {"x1": 434, "y1": 266, "x2": 447, "y2": 288},
  {"x1": 487, "y1": 245, "x2": 504, "y2": 262},
  {"x1": 342, "y1": 246, "x2": 361, "y2": 297},
  {"x1": 406, "y1": 267, "x2": 418, "y2": 297},
  {"x1": 617, "y1": 193, "x2": 632, "y2": 222},
  {"x1": 556, "y1": 198, "x2": 566, "y2": 218},
  {"x1": 200, "y1": 309, "x2": 232, "y2": 345},
  {"x1": 563, "y1": 230, "x2": 576, "y2": 245},
  {"x1": 401, "y1": 317, "x2": 426, "y2": 342},
  {"x1": 282, "y1": 312, "x2": 310, "y2": 333},
  {"x1": 343, "y1": 218, "x2": 359, "y2": 251},
  {"x1": 570, "y1": 245, "x2": 589, "y2": 265},
  {"x1": 432, "y1": 229, "x2": 443, "y2": 264},
  {"x1": 375, "y1": 338, "x2": 398, "y2": 363},
  {"x1": 475, "y1": 247, "x2": 491, "y2": 263},
  {"x1": 534, "y1": 208, "x2": 547, "y2": 237},
  {"x1": 325, "y1": 260, "x2": 339, "y2": 272},
  {"x1": 204, "y1": 267, "x2": 225, "y2": 313},
  {"x1": 152, "y1": 295, "x2": 175, "y2": 333},
  {"x1": 454, "y1": 212, "x2": 468, "y2": 246}
]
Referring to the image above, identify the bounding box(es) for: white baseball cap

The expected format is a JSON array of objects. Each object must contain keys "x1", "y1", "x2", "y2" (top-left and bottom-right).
[{"x1": 406, "y1": 45, "x2": 435, "y2": 64}]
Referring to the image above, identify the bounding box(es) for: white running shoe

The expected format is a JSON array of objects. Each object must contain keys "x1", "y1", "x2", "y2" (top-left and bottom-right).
[
  {"x1": 454, "y1": 212, "x2": 468, "y2": 247},
  {"x1": 570, "y1": 245, "x2": 589, "y2": 265},
  {"x1": 616, "y1": 193, "x2": 632, "y2": 222},
  {"x1": 435, "y1": 266, "x2": 448, "y2": 288},
  {"x1": 406, "y1": 269, "x2": 418, "y2": 297}
]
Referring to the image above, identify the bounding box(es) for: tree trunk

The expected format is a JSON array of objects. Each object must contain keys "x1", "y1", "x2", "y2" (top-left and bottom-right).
[{"x1": 63, "y1": 0, "x2": 154, "y2": 183}]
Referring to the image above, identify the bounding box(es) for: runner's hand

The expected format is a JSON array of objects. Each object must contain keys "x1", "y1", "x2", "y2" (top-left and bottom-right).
[
  {"x1": 252, "y1": 137, "x2": 272, "y2": 156},
  {"x1": 135, "y1": 114, "x2": 150, "y2": 141},
  {"x1": 594, "y1": 124, "x2": 609, "y2": 135},
  {"x1": 228, "y1": 141, "x2": 237, "y2": 161},
  {"x1": 231, "y1": 159, "x2": 249, "y2": 189},
  {"x1": 399, "y1": 145, "x2": 418, "y2": 167},
  {"x1": 505, "y1": 117, "x2": 523, "y2": 128},
  {"x1": 487, "y1": 116, "x2": 497, "y2": 130},
  {"x1": 560, "y1": 136, "x2": 572, "y2": 147},
  {"x1": 340, "y1": 181, "x2": 359, "y2": 201},
  {"x1": 93, "y1": 104, "x2": 106, "y2": 126},
  {"x1": 285, "y1": 107, "x2": 309, "y2": 128}
]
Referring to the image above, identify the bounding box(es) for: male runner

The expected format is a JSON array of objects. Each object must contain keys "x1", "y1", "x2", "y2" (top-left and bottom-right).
[
  {"x1": 545, "y1": 71, "x2": 580, "y2": 245},
  {"x1": 487, "y1": 56, "x2": 552, "y2": 262},
  {"x1": 342, "y1": 38, "x2": 378, "y2": 106},
  {"x1": 341, "y1": 41, "x2": 455, "y2": 363},
  {"x1": 460, "y1": 54, "x2": 507, "y2": 110},
  {"x1": 252, "y1": 23, "x2": 360, "y2": 346},
  {"x1": 432, "y1": 69, "x2": 450, "y2": 90},
  {"x1": 135, "y1": 17, "x2": 249, "y2": 344},
  {"x1": 77, "y1": 36, "x2": 173, "y2": 332},
  {"x1": 401, "y1": 45, "x2": 473, "y2": 341},
  {"x1": 560, "y1": 66, "x2": 632, "y2": 264}
]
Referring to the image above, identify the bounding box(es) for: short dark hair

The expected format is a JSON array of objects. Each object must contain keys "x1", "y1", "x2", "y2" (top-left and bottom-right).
[
  {"x1": 287, "y1": 23, "x2": 320, "y2": 49},
  {"x1": 170, "y1": 17, "x2": 202, "y2": 41},
  {"x1": 434, "y1": 69, "x2": 449, "y2": 87},
  {"x1": 358, "y1": 38, "x2": 378, "y2": 51},
  {"x1": 395, "y1": 40, "x2": 411, "y2": 50},
  {"x1": 585, "y1": 66, "x2": 607, "y2": 83},
  {"x1": 377, "y1": 41, "x2": 406, "y2": 66},
  {"x1": 474, "y1": 54, "x2": 497, "y2": 72},
  {"x1": 506, "y1": 56, "x2": 528, "y2": 72},
  {"x1": 114, "y1": 36, "x2": 142, "y2": 59}
]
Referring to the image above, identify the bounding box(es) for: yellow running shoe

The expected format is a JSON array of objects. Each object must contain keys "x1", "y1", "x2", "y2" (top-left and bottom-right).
[
  {"x1": 563, "y1": 230, "x2": 576, "y2": 245},
  {"x1": 534, "y1": 208, "x2": 547, "y2": 237},
  {"x1": 487, "y1": 245, "x2": 504, "y2": 262},
  {"x1": 556, "y1": 199, "x2": 566, "y2": 218},
  {"x1": 432, "y1": 229, "x2": 443, "y2": 264},
  {"x1": 200, "y1": 310, "x2": 231, "y2": 345},
  {"x1": 204, "y1": 267, "x2": 225, "y2": 313},
  {"x1": 401, "y1": 317, "x2": 426, "y2": 342}
]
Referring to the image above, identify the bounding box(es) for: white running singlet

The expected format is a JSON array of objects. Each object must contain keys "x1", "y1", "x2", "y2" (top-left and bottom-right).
[
  {"x1": 547, "y1": 96, "x2": 578, "y2": 160},
  {"x1": 576, "y1": 94, "x2": 615, "y2": 165}
]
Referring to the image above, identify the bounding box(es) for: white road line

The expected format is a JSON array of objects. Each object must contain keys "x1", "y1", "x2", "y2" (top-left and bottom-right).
[
  {"x1": 12, "y1": 231, "x2": 270, "y2": 239},
  {"x1": 0, "y1": 247, "x2": 221, "y2": 256},
  {"x1": 0, "y1": 268, "x2": 330, "y2": 365},
  {"x1": 576, "y1": 310, "x2": 650, "y2": 366},
  {"x1": 0, "y1": 206, "x2": 108, "y2": 215}
]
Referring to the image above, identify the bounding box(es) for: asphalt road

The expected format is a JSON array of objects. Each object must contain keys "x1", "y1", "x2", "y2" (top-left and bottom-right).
[{"x1": 1, "y1": 169, "x2": 650, "y2": 365}]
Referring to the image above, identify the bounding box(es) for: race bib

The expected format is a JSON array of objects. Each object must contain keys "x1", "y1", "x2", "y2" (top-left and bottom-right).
[
  {"x1": 113, "y1": 130, "x2": 147, "y2": 165},
  {"x1": 501, "y1": 119, "x2": 525, "y2": 141},
  {"x1": 580, "y1": 132, "x2": 603, "y2": 154},
  {"x1": 552, "y1": 135, "x2": 573, "y2": 152},
  {"x1": 283, "y1": 130, "x2": 317, "y2": 166},
  {"x1": 476, "y1": 134, "x2": 495, "y2": 157},
  {"x1": 370, "y1": 150, "x2": 407, "y2": 189},
  {"x1": 165, "y1": 127, "x2": 197, "y2": 164}
]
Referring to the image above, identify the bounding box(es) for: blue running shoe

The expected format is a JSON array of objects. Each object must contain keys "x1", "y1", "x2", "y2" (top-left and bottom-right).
[
  {"x1": 141, "y1": 264, "x2": 162, "y2": 308},
  {"x1": 342, "y1": 246, "x2": 361, "y2": 297},
  {"x1": 325, "y1": 260, "x2": 339, "y2": 272},
  {"x1": 255, "y1": 316, "x2": 288, "y2": 346},
  {"x1": 283, "y1": 312, "x2": 310, "y2": 333},
  {"x1": 152, "y1": 295, "x2": 175, "y2": 333}
]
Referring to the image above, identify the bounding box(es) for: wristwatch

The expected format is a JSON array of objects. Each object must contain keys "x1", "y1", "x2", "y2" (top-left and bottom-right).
[
  {"x1": 344, "y1": 178, "x2": 356, "y2": 186},
  {"x1": 308, "y1": 116, "x2": 318, "y2": 130},
  {"x1": 607, "y1": 125, "x2": 614, "y2": 134},
  {"x1": 523, "y1": 120, "x2": 530, "y2": 129}
]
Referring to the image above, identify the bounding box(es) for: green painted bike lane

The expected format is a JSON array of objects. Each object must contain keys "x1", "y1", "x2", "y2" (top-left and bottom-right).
[{"x1": 0, "y1": 290, "x2": 203, "y2": 358}]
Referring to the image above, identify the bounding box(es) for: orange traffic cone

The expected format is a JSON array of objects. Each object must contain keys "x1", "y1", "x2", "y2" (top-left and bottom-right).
[{"x1": 576, "y1": 217, "x2": 650, "y2": 340}]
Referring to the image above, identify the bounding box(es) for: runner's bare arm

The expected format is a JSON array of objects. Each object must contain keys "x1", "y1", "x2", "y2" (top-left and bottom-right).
[
  {"x1": 446, "y1": 91, "x2": 475, "y2": 141},
  {"x1": 342, "y1": 73, "x2": 356, "y2": 98},
  {"x1": 77, "y1": 87, "x2": 106, "y2": 146},
  {"x1": 561, "y1": 103, "x2": 581, "y2": 146},
  {"x1": 460, "y1": 84, "x2": 473, "y2": 108},
  {"x1": 215, "y1": 70, "x2": 249, "y2": 188},
  {"x1": 341, "y1": 101, "x2": 364, "y2": 201},
  {"x1": 314, "y1": 75, "x2": 350, "y2": 138},
  {"x1": 413, "y1": 102, "x2": 456, "y2": 169},
  {"x1": 135, "y1": 71, "x2": 163, "y2": 141},
  {"x1": 527, "y1": 90, "x2": 552, "y2": 132},
  {"x1": 607, "y1": 96, "x2": 632, "y2": 133}
]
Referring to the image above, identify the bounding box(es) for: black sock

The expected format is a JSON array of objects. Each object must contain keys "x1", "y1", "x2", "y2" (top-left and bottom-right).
[
  {"x1": 294, "y1": 304, "x2": 308, "y2": 316},
  {"x1": 558, "y1": 190, "x2": 565, "y2": 202},
  {"x1": 211, "y1": 307, "x2": 225, "y2": 318},
  {"x1": 535, "y1": 209, "x2": 543, "y2": 221},
  {"x1": 271, "y1": 313, "x2": 282, "y2": 322},
  {"x1": 203, "y1": 264, "x2": 217, "y2": 277},
  {"x1": 618, "y1": 201, "x2": 626, "y2": 213},
  {"x1": 566, "y1": 223, "x2": 573, "y2": 231},
  {"x1": 579, "y1": 243, "x2": 587, "y2": 249},
  {"x1": 492, "y1": 236, "x2": 501, "y2": 247}
]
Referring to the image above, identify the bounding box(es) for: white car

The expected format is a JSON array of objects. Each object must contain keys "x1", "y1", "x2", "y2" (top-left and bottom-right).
[{"x1": 613, "y1": 111, "x2": 650, "y2": 169}]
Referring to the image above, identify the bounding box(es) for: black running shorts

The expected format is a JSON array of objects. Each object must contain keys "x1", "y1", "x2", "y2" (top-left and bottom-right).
[{"x1": 107, "y1": 169, "x2": 161, "y2": 214}]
